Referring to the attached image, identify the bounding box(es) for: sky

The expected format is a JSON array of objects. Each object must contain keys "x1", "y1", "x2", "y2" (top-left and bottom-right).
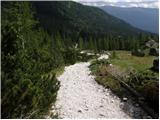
[{"x1": 74, "y1": 0, "x2": 159, "y2": 8}]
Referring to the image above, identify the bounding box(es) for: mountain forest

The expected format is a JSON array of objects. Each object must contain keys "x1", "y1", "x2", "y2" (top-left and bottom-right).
[{"x1": 1, "y1": 1, "x2": 159, "y2": 119}]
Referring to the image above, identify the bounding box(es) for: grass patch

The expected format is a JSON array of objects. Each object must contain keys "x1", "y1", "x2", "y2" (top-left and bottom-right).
[{"x1": 110, "y1": 51, "x2": 157, "y2": 72}]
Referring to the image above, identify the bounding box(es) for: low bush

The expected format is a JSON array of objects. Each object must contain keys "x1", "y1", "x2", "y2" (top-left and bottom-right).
[{"x1": 127, "y1": 70, "x2": 159, "y2": 113}]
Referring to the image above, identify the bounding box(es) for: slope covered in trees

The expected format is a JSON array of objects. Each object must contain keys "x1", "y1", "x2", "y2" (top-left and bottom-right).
[{"x1": 32, "y1": 1, "x2": 148, "y2": 38}]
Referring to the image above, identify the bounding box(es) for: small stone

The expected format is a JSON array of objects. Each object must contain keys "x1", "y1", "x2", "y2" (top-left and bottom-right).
[
  {"x1": 130, "y1": 109, "x2": 134, "y2": 113},
  {"x1": 114, "y1": 96, "x2": 117, "y2": 99},
  {"x1": 146, "y1": 116, "x2": 152, "y2": 119},
  {"x1": 100, "y1": 105, "x2": 103, "y2": 107},
  {"x1": 78, "y1": 110, "x2": 82, "y2": 113},
  {"x1": 51, "y1": 106, "x2": 54, "y2": 110},
  {"x1": 99, "y1": 114, "x2": 105, "y2": 117},
  {"x1": 120, "y1": 102, "x2": 124, "y2": 107},
  {"x1": 126, "y1": 75, "x2": 130, "y2": 78},
  {"x1": 135, "y1": 104, "x2": 139, "y2": 107},
  {"x1": 120, "y1": 102, "x2": 124, "y2": 105},
  {"x1": 123, "y1": 97, "x2": 128, "y2": 101},
  {"x1": 111, "y1": 100, "x2": 114, "y2": 103},
  {"x1": 142, "y1": 116, "x2": 152, "y2": 119},
  {"x1": 109, "y1": 64, "x2": 113, "y2": 66},
  {"x1": 106, "y1": 93, "x2": 109, "y2": 96}
]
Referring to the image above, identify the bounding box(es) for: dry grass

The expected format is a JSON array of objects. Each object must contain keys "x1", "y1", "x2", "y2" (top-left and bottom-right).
[
  {"x1": 89, "y1": 60, "x2": 130, "y2": 98},
  {"x1": 89, "y1": 51, "x2": 159, "y2": 100}
]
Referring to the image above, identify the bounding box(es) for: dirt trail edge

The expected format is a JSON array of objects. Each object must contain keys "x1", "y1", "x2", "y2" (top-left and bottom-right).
[{"x1": 52, "y1": 62, "x2": 148, "y2": 119}]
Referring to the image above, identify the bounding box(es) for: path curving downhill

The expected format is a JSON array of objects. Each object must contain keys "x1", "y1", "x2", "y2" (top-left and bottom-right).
[{"x1": 52, "y1": 62, "x2": 148, "y2": 119}]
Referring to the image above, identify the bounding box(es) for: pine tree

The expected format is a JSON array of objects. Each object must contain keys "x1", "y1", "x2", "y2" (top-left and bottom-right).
[
  {"x1": 55, "y1": 32, "x2": 64, "y2": 50},
  {"x1": 111, "y1": 50, "x2": 117, "y2": 59},
  {"x1": 89, "y1": 37, "x2": 94, "y2": 50},
  {"x1": 104, "y1": 36, "x2": 109, "y2": 50},
  {"x1": 78, "y1": 37, "x2": 83, "y2": 50},
  {"x1": 93, "y1": 39, "x2": 98, "y2": 52}
]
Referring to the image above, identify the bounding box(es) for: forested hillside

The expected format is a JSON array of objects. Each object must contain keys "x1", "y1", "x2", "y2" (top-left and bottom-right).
[
  {"x1": 32, "y1": 1, "x2": 148, "y2": 37},
  {"x1": 32, "y1": 1, "x2": 158, "y2": 51},
  {"x1": 1, "y1": 1, "x2": 159, "y2": 119}
]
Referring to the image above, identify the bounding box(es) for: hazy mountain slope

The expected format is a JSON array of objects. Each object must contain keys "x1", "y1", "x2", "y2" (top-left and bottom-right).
[
  {"x1": 32, "y1": 1, "x2": 147, "y2": 38},
  {"x1": 100, "y1": 6, "x2": 159, "y2": 34}
]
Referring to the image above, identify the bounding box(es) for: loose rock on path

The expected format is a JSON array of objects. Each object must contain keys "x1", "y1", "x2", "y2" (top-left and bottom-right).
[{"x1": 51, "y1": 62, "x2": 149, "y2": 119}]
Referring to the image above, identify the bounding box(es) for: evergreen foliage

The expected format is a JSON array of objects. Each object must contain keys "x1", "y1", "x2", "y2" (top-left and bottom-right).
[{"x1": 1, "y1": 2, "x2": 76, "y2": 118}]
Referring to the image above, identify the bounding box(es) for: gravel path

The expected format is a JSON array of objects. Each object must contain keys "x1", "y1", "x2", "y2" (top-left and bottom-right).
[{"x1": 53, "y1": 62, "x2": 134, "y2": 119}]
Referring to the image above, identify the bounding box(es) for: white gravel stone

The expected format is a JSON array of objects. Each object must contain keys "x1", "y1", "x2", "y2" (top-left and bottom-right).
[
  {"x1": 123, "y1": 97, "x2": 128, "y2": 101},
  {"x1": 98, "y1": 54, "x2": 109, "y2": 60},
  {"x1": 87, "y1": 53, "x2": 95, "y2": 56},
  {"x1": 53, "y1": 62, "x2": 131, "y2": 119},
  {"x1": 109, "y1": 64, "x2": 113, "y2": 66}
]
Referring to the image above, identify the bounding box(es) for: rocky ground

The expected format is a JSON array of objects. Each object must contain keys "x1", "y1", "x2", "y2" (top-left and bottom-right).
[{"x1": 50, "y1": 61, "x2": 149, "y2": 119}]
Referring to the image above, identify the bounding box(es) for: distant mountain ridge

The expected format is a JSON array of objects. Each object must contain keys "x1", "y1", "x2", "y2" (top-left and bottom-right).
[
  {"x1": 32, "y1": 1, "x2": 150, "y2": 39},
  {"x1": 99, "y1": 6, "x2": 159, "y2": 34}
]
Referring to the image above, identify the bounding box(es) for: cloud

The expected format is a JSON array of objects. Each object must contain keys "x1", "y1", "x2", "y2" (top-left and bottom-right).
[{"x1": 74, "y1": 0, "x2": 159, "y2": 8}]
